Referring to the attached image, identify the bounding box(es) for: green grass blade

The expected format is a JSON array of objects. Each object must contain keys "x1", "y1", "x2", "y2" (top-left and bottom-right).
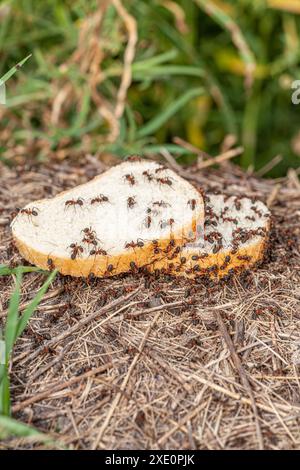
[
  {"x1": 0, "y1": 369, "x2": 10, "y2": 416},
  {"x1": 194, "y1": 0, "x2": 256, "y2": 88},
  {"x1": 0, "y1": 415, "x2": 66, "y2": 448},
  {"x1": 16, "y1": 270, "x2": 57, "y2": 339},
  {"x1": 0, "y1": 54, "x2": 32, "y2": 85},
  {"x1": 0, "y1": 265, "x2": 43, "y2": 276},
  {"x1": 137, "y1": 87, "x2": 204, "y2": 138},
  {"x1": 5, "y1": 269, "x2": 22, "y2": 359}
]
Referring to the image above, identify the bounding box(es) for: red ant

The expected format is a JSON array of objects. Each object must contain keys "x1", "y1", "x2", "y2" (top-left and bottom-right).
[
  {"x1": 103, "y1": 263, "x2": 115, "y2": 277},
  {"x1": 153, "y1": 200, "x2": 170, "y2": 208},
  {"x1": 65, "y1": 198, "x2": 84, "y2": 209},
  {"x1": 129, "y1": 261, "x2": 139, "y2": 274},
  {"x1": 47, "y1": 257, "x2": 55, "y2": 270},
  {"x1": 123, "y1": 173, "x2": 135, "y2": 185},
  {"x1": 160, "y1": 218, "x2": 175, "y2": 229},
  {"x1": 126, "y1": 155, "x2": 142, "y2": 162},
  {"x1": 156, "y1": 177, "x2": 173, "y2": 186},
  {"x1": 127, "y1": 196, "x2": 136, "y2": 209},
  {"x1": 145, "y1": 215, "x2": 152, "y2": 228},
  {"x1": 82, "y1": 237, "x2": 98, "y2": 246},
  {"x1": 68, "y1": 243, "x2": 84, "y2": 260},
  {"x1": 90, "y1": 194, "x2": 109, "y2": 205},
  {"x1": 90, "y1": 248, "x2": 107, "y2": 256},
  {"x1": 142, "y1": 170, "x2": 154, "y2": 182},
  {"x1": 125, "y1": 239, "x2": 144, "y2": 250},
  {"x1": 155, "y1": 166, "x2": 167, "y2": 173},
  {"x1": 188, "y1": 199, "x2": 197, "y2": 210},
  {"x1": 81, "y1": 227, "x2": 99, "y2": 246},
  {"x1": 20, "y1": 207, "x2": 39, "y2": 217}
]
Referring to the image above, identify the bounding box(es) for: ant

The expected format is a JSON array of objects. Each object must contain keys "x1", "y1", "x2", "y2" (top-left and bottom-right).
[
  {"x1": 20, "y1": 207, "x2": 39, "y2": 217},
  {"x1": 81, "y1": 226, "x2": 97, "y2": 238},
  {"x1": 156, "y1": 177, "x2": 173, "y2": 186},
  {"x1": 125, "y1": 239, "x2": 144, "y2": 250},
  {"x1": 90, "y1": 248, "x2": 107, "y2": 256},
  {"x1": 155, "y1": 166, "x2": 167, "y2": 173},
  {"x1": 142, "y1": 170, "x2": 154, "y2": 182},
  {"x1": 127, "y1": 196, "x2": 136, "y2": 209},
  {"x1": 68, "y1": 243, "x2": 84, "y2": 260},
  {"x1": 129, "y1": 261, "x2": 139, "y2": 274},
  {"x1": 103, "y1": 263, "x2": 116, "y2": 277},
  {"x1": 65, "y1": 198, "x2": 84, "y2": 209},
  {"x1": 187, "y1": 199, "x2": 197, "y2": 211},
  {"x1": 126, "y1": 155, "x2": 142, "y2": 162},
  {"x1": 47, "y1": 257, "x2": 55, "y2": 270},
  {"x1": 90, "y1": 194, "x2": 109, "y2": 205},
  {"x1": 145, "y1": 215, "x2": 152, "y2": 228},
  {"x1": 160, "y1": 218, "x2": 175, "y2": 229},
  {"x1": 82, "y1": 237, "x2": 98, "y2": 246},
  {"x1": 152, "y1": 200, "x2": 170, "y2": 208},
  {"x1": 123, "y1": 173, "x2": 135, "y2": 185},
  {"x1": 81, "y1": 227, "x2": 99, "y2": 246}
]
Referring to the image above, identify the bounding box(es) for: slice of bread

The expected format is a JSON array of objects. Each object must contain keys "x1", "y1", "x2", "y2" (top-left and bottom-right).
[
  {"x1": 11, "y1": 158, "x2": 204, "y2": 277},
  {"x1": 149, "y1": 194, "x2": 271, "y2": 279}
]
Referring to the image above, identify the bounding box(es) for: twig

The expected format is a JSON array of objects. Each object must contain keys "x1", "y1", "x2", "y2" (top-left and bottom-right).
[
  {"x1": 190, "y1": 373, "x2": 297, "y2": 415},
  {"x1": 256, "y1": 155, "x2": 283, "y2": 177},
  {"x1": 173, "y1": 136, "x2": 212, "y2": 160},
  {"x1": 197, "y1": 146, "x2": 243, "y2": 170},
  {"x1": 214, "y1": 311, "x2": 264, "y2": 450},
  {"x1": 12, "y1": 362, "x2": 113, "y2": 413}
]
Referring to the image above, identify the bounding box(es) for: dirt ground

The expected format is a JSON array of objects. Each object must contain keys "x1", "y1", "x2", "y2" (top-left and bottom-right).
[{"x1": 0, "y1": 156, "x2": 300, "y2": 450}]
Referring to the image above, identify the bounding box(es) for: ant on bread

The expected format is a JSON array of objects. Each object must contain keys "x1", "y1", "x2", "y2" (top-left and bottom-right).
[
  {"x1": 187, "y1": 199, "x2": 197, "y2": 210},
  {"x1": 154, "y1": 165, "x2": 167, "y2": 173},
  {"x1": 65, "y1": 198, "x2": 84, "y2": 209},
  {"x1": 127, "y1": 196, "x2": 136, "y2": 209},
  {"x1": 156, "y1": 176, "x2": 173, "y2": 187},
  {"x1": 123, "y1": 173, "x2": 136, "y2": 186},
  {"x1": 103, "y1": 263, "x2": 116, "y2": 277},
  {"x1": 152, "y1": 200, "x2": 170, "y2": 208},
  {"x1": 126, "y1": 155, "x2": 142, "y2": 162},
  {"x1": 160, "y1": 218, "x2": 175, "y2": 229},
  {"x1": 68, "y1": 243, "x2": 84, "y2": 260},
  {"x1": 81, "y1": 227, "x2": 100, "y2": 246},
  {"x1": 144, "y1": 215, "x2": 152, "y2": 228},
  {"x1": 90, "y1": 248, "x2": 107, "y2": 256},
  {"x1": 124, "y1": 239, "x2": 144, "y2": 250},
  {"x1": 47, "y1": 256, "x2": 55, "y2": 270},
  {"x1": 142, "y1": 170, "x2": 154, "y2": 182},
  {"x1": 20, "y1": 207, "x2": 39, "y2": 219},
  {"x1": 90, "y1": 194, "x2": 110, "y2": 205}
]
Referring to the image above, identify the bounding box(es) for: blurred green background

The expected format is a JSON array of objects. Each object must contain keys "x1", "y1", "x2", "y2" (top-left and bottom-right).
[{"x1": 1, "y1": 0, "x2": 300, "y2": 176}]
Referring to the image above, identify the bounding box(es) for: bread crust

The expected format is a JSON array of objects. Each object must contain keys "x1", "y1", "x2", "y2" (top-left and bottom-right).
[
  {"x1": 13, "y1": 218, "x2": 198, "y2": 277},
  {"x1": 149, "y1": 221, "x2": 270, "y2": 279}
]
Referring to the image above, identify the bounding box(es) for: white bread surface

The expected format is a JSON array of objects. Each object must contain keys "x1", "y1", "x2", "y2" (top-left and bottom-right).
[
  {"x1": 11, "y1": 159, "x2": 204, "y2": 277},
  {"x1": 150, "y1": 194, "x2": 271, "y2": 279}
]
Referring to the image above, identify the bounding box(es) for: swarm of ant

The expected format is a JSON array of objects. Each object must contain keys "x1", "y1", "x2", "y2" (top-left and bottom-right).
[{"x1": 12, "y1": 159, "x2": 272, "y2": 280}]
